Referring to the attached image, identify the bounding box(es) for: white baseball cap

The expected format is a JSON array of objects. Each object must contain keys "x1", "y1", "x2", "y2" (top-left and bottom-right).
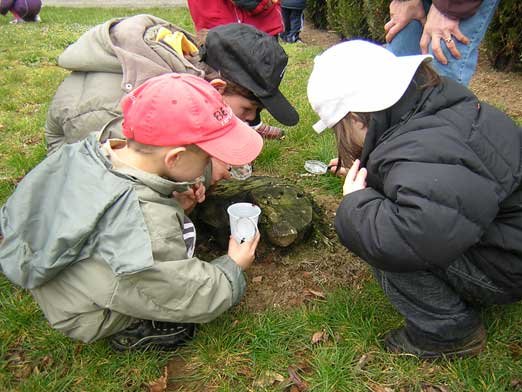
[{"x1": 307, "y1": 40, "x2": 432, "y2": 133}]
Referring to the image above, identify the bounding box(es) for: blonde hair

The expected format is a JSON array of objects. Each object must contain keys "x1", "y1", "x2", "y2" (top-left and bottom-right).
[{"x1": 127, "y1": 139, "x2": 200, "y2": 154}]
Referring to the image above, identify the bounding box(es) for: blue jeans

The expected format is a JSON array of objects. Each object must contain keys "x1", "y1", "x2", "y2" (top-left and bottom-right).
[
  {"x1": 387, "y1": 0, "x2": 500, "y2": 86},
  {"x1": 281, "y1": 7, "x2": 304, "y2": 43},
  {"x1": 373, "y1": 254, "x2": 518, "y2": 344}
]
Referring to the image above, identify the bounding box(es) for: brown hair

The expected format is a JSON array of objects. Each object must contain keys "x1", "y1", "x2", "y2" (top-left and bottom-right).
[
  {"x1": 199, "y1": 62, "x2": 260, "y2": 103},
  {"x1": 332, "y1": 62, "x2": 440, "y2": 169}
]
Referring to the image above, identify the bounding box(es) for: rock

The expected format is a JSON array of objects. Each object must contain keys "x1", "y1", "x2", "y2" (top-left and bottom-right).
[{"x1": 193, "y1": 176, "x2": 314, "y2": 248}]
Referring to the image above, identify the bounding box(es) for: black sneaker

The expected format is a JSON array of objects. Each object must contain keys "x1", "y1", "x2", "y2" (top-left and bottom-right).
[
  {"x1": 384, "y1": 325, "x2": 486, "y2": 359},
  {"x1": 109, "y1": 320, "x2": 196, "y2": 352}
]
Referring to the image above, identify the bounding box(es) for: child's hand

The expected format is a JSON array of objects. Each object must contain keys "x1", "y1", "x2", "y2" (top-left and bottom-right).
[
  {"x1": 343, "y1": 159, "x2": 367, "y2": 196},
  {"x1": 173, "y1": 183, "x2": 206, "y2": 214},
  {"x1": 193, "y1": 183, "x2": 206, "y2": 204},
  {"x1": 328, "y1": 158, "x2": 348, "y2": 176},
  {"x1": 228, "y1": 232, "x2": 261, "y2": 271}
]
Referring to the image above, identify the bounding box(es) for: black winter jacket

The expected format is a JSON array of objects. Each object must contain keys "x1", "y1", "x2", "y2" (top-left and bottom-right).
[{"x1": 335, "y1": 76, "x2": 522, "y2": 295}]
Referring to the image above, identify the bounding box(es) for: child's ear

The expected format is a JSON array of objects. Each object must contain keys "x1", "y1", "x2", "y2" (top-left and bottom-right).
[
  {"x1": 164, "y1": 147, "x2": 186, "y2": 169},
  {"x1": 209, "y1": 79, "x2": 227, "y2": 95}
]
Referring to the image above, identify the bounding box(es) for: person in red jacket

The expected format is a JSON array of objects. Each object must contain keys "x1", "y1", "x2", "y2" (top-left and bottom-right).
[
  {"x1": 187, "y1": 0, "x2": 283, "y2": 37},
  {"x1": 187, "y1": 0, "x2": 287, "y2": 139}
]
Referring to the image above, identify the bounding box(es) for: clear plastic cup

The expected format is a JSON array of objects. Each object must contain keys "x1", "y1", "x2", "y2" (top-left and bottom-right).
[{"x1": 227, "y1": 202, "x2": 261, "y2": 243}]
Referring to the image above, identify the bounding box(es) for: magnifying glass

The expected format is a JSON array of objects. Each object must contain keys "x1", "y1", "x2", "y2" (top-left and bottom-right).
[{"x1": 304, "y1": 160, "x2": 332, "y2": 175}]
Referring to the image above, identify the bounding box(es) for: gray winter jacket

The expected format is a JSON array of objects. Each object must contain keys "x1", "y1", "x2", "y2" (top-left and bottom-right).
[{"x1": 0, "y1": 135, "x2": 245, "y2": 343}]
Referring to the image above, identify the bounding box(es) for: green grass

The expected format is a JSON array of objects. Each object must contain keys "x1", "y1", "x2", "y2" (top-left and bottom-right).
[{"x1": 1, "y1": 6, "x2": 522, "y2": 392}]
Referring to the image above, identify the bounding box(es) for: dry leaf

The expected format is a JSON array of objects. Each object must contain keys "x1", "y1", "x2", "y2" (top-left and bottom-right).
[
  {"x1": 311, "y1": 330, "x2": 328, "y2": 344},
  {"x1": 511, "y1": 379, "x2": 522, "y2": 389},
  {"x1": 306, "y1": 289, "x2": 326, "y2": 299},
  {"x1": 147, "y1": 366, "x2": 168, "y2": 392},
  {"x1": 253, "y1": 371, "x2": 285, "y2": 388},
  {"x1": 371, "y1": 385, "x2": 394, "y2": 392},
  {"x1": 252, "y1": 276, "x2": 263, "y2": 283},
  {"x1": 237, "y1": 366, "x2": 254, "y2": 378},
  {"x1": 302, "y1": 271, "x2": 312, "y2": 279},
  {"x1": 421, "y1": 383, "x2": 449, "y2": 392},
  {"x1": 509, "y1": 342, "x2": 522, "y2": 359},
  {"x1": 37, "y1": 355, "x2": 54, "y2": 372},
  {"x1": 355, "y1": 353, "x2": 373, "y2": 371},
  {"x1": 287, "y1": 366, "x2": 309, "y2": 391}
]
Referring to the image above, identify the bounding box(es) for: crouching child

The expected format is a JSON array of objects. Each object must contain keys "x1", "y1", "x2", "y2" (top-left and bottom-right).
[{"x1": 0, "y1": 73, "x2": 263, "y2": 351}]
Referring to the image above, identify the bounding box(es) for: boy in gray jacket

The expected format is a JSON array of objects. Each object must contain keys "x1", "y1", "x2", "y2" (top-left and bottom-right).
[{"x1": 0, "y1": 73, "x2": 262, "y2": 351}]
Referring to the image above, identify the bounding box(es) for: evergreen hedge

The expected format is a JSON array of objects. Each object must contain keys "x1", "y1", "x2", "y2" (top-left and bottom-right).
[{"x1": 305, "y1": 0, "x2": 521, "y2": 72}]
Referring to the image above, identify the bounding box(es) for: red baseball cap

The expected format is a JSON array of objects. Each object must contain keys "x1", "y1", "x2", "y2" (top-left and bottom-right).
[{"x1": 121, "y1": 73, "x2": 263, "y2": 166}]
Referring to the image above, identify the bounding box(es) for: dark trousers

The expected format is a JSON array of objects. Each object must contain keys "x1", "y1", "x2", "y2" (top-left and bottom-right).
[
  {"x1": 280, "y1": 8, "x2": 304, "y2": 43},
  {"x1": 373, "y1": 254, "x2": 519, "y2": 343}
]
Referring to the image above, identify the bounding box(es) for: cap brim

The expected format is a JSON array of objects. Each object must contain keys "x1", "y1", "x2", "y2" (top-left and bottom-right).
[
  {"x1": 196, "y1": 118, "x2": 263, "y2": 166},
  {"x1": 258, "y1": 90, "x2": 299, "y2": 126},
  {"x1": 312, "y1": 118, "x2": 328, "y2": 133}
]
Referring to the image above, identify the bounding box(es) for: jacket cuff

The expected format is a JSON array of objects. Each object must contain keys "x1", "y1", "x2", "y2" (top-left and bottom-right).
[
  {"x1": 432, "y1": 0, "x2": 482, "y2": 20},
  {"x1": 211, "y1": 255, "x2": 246, "y2": 305},
  {"x1": 250, "y1": 0, "x2": 273, "y2": 15}
]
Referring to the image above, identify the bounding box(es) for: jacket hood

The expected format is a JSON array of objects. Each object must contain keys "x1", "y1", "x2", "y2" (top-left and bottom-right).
[
  {"x1": 0, "y1": 135, "x2": 155, "y2": 289},
  {"x1": 58, "y1": 14, "x2": 204, "y2": 93},
  {"x1": 58, "y1": 17, "x2": 123, "y2": 74},
  {"x1": 361, "y1": 75, "x2": 475, "y2": 167}
]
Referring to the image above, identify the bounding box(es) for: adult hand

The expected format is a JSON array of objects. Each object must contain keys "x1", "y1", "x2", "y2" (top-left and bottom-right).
[
  {"x1": 328, "y1": 158, "x2": 348, "y2": 176},
  {"x1": 173, "y1": 182, "x2": 206, "y2": 214},
  {"x1": 385, "y1": 0, "x2": 426, "y2": 43},
  {"x1": 343, "y1": 159, "x2": 367, "y2": 196},
  {"x1": 228, "y1": 232, "x2": 260, "y2": 270},
  {"x1": 420, "y1": 4, "x2": 470, "y2": 64}
]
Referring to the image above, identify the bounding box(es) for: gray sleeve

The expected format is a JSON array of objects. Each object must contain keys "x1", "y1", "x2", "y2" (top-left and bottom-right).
[{"x1": 108, "y1": 192, "x2": 246, "y2": 323}]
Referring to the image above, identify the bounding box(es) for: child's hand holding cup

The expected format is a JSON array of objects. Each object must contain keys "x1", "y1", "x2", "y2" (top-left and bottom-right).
[
  {"x1": 227, "y1": 203, "x2": 262, "y2": 270},
  {"x1": 227, "y1": 203, "x2": 261, "y2": 243}
]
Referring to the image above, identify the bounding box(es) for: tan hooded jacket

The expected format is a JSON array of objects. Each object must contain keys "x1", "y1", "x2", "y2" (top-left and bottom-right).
[{"x1": 45, "y1": 14, "x2": 204, "y2": 155}]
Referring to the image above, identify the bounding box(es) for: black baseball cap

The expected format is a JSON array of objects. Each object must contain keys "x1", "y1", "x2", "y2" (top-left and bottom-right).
[{"x1": 201, "y1": 23, "x2": 299, "y2": 126}]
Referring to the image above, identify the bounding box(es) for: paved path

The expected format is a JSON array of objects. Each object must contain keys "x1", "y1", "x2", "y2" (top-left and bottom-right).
[{"x1": 44, "y1": 0, "x2": 187, "y2": 7}]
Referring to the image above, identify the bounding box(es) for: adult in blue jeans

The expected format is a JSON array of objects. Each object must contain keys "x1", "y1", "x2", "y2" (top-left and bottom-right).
[
  {"x1": 308, "y1": 40, "x2": 522, "y2": 359},
  {"x1": 385, "y1": 0, "x2": 500, "y2": 86}
]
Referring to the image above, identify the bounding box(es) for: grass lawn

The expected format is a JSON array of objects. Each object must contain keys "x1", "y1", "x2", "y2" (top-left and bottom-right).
[{"x1": 1, "y1": 6, "x2": 522, "y2": 392}]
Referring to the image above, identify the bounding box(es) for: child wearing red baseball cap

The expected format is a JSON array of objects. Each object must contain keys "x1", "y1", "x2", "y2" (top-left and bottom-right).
[{"x1": 0, "y1": 73, "x2": 262, "y2": 351}]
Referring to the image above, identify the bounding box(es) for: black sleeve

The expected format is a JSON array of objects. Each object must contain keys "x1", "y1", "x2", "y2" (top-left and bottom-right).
[
  {"x1": 335, "y1": 161, "x2": 499, "y2": 272},
  {"x1": 232, "y1": 0, "x2": 265, "y2": 12}
]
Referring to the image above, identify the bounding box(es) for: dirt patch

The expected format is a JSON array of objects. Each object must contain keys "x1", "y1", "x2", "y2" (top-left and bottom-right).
[
  {"x1": 301, "y1": 20, "x2": 342, "y2": 48},
  {"x1": 196, "y1": 190, "x2": 371, "y2": 313},
  {"x1": 239, "y1": 193, "x2": 369, "y2": 313},
  {"x1": 471, "y1": 51, "x2": 522, "y2": 119}
]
